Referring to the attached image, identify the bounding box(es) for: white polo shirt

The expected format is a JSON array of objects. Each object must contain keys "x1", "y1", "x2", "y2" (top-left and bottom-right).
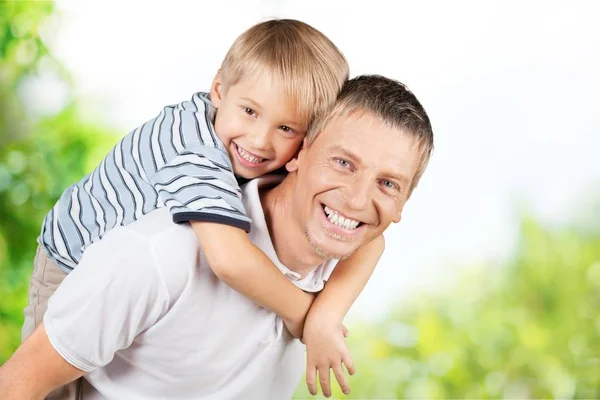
[{"x1": 44, "y1": 175, "x2": 338, "y2": 400}]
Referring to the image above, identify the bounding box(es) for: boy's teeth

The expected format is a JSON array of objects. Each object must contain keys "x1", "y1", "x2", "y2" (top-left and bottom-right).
[
  {"x1": 237, "y1": 145, "x2": 265, "y2": 163},
  {"x1": 323, "y1": 205, "x2": 360, "y2": 230}
]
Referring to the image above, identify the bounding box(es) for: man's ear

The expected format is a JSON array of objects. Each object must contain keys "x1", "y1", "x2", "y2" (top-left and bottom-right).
[
  {"x1": 285, "y1": 158, "x2": 299, "y2": 172},
  {"x1": 210, "y1": 70, "x2": 224, "y2": 109},
  {"x1": 392, "y1": 211, "x2": 402, "y2": 224}
]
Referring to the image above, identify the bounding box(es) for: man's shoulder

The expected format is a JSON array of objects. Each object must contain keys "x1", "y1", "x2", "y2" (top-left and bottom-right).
[
  {"x1": 120, "y1": 208, "x2": 200, "y2": 298},
  {"x1": 123, "y1": 208, "x2": 187, "y2": 237},
  {"x1": 124, "y1": 208, "x2": 199, "y2": 255}
]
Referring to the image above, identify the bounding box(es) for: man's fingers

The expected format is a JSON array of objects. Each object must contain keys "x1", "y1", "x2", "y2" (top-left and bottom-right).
[
  {"x1": 343, "y1": 352, "x2": 356, "y2": 376},
  {"x1": 332, "y1": 362, "x2": 350, "y2": 395},
  {"x1": 306, "y1": 366, "x2": 317, "y2": 396},
  {"x1": 318, "y1": 365, "x2": 332, "y2": 398}
]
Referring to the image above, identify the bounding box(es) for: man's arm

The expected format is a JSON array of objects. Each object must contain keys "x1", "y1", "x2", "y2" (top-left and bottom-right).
[
  {"x1": 303, "y1": 234, "x2": 385, "y2": 397},
  {"x1": 191, "y1": 222, "x2": 315, "y2": 337},
  {"x1": 0, "y1": 227, "x2": 169, "y2": 399},
  {"x1": 0, "y1": 324, "x2": 84, "y2": 399}
]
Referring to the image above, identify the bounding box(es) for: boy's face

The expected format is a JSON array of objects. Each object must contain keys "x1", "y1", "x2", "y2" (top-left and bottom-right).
[{"x1": 210, "y1": 71, "x2": 307, "y2": 179}]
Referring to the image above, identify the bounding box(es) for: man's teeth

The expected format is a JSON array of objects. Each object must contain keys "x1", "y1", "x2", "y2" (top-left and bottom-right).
[
  {"x1": 237, "y1": 145, "x2": 265, "y2": 163},
  {"x1": 323, "y1": 206, "x2": 360, "y2": 230}
]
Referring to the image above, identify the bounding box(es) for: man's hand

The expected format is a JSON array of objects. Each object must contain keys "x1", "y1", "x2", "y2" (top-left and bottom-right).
[
  {"x1": 0, "y1": 323, "x2": 84, "y2": 399},
  {"x1": 303, "y1": 314, "x2": 355, "y2": 398}
]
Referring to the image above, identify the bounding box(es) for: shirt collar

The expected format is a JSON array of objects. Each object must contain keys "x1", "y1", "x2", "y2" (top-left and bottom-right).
[{"x1": 242, "y1": 175, "x2": 338, "y2": 292}]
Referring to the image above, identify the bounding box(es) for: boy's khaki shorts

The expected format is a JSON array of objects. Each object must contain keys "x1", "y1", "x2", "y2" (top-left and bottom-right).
[{"x1": 22, "y1": 244, "x2": 83, "y2": 400}]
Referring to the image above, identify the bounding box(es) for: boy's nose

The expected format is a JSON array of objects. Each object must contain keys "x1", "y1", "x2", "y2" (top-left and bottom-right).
[{"x1": 248, "y1": 126, "x2": 272, "y2": 151}]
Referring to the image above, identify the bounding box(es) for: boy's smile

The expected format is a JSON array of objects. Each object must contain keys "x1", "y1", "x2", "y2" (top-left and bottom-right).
[{"x1": 232, "y1": 142, "x2": 269, "y2": 167}]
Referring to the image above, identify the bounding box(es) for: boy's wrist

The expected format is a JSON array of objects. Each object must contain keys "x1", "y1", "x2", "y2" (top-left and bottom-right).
[
  {"x1": 305, "y1": 307, "x2": 343, "y2": 334},
  {"x1": 300, "y1": 291, "x2": 318, "y2": 318},
  {"x1": 306, "y1": 301, "x2": 343, "y2": 325},
  {"x1": 285, "y1": 291, "x2": 316, "y2": 325}
]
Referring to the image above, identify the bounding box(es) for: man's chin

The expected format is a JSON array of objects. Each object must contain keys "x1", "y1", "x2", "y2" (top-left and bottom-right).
[{"x1": 306, "y1": 235, "x2": 356, "y2": 260}]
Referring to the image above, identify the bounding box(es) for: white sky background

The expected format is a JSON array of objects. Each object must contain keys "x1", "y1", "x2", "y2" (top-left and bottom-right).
[{"x1": 44, "y1": 0, "x2": 600, "y2": 321}]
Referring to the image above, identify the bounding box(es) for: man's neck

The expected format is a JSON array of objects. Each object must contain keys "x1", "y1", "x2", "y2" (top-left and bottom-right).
[{"x1": 260, "y1": 176, "x2": 326, "y2": 277}]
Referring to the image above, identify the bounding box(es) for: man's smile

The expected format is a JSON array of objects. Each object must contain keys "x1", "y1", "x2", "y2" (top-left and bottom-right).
[{"x1": 320, "y1": 203, "x2": 366, "y2": 236}]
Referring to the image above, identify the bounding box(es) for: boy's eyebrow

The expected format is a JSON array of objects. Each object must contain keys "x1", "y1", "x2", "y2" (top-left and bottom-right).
[
  {"x1": 239, "y1": 97, "x2": 262, "y2": 109},
  {"x1": 240, "y1": 97, "x2": 306, "y2": 129},
  {"x1": 330, "y1": 145, "x2": 410, "y2": 183}
]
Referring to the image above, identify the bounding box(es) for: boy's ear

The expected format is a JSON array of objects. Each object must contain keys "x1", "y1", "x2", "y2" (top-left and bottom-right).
[{"x1": 210, "y1": 70, "x2": 224, "y2": 108}]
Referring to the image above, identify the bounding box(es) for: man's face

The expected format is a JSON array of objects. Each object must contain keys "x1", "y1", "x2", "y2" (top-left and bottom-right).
[{"x1": 287, "y1": 111, "x2": 421, "y2": 259}]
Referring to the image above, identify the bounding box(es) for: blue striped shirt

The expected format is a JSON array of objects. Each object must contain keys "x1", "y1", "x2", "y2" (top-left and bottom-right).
[{"x1": 40, "y1": 92, "x2": 251, "y2": 272}]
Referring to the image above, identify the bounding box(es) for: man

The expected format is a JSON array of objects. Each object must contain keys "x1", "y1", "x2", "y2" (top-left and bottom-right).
[{"x1": 0, "y1": 75, "x2": 433, "y2": 399}]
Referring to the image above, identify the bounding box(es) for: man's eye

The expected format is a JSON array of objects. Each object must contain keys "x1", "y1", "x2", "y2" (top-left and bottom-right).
[
  {"x1": 243, "y1": 107, "x2": 256, "y2": 116},
  {"x1": 382, "y1": 180, "x2": 399, "y2": 190},
  {"x1": 336, "y1": 158, "x2": 351, "y2": 168}
]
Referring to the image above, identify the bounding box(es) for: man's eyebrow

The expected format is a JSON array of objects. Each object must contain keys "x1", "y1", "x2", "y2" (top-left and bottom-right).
[
  {"x1": 329, "y1": 145, "x2": 362, "y2": 164},
  {"x1": 381, "y1": 172, "x2": 410, "y2": 184},
  {"x1": 330, "y1": 145, "x2": 411, "y2": 183}
]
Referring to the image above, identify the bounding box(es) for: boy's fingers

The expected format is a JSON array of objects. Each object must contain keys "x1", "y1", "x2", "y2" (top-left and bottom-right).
[
  {"x1": 306, "y1": 366, "x2": 317, "y2": 396},
  {"x1": 343, "y1": 353, "x2": 356, "y2": 376},
  {"x1": 332, "y1": 362, "x2": 350, "y2": 395},
  {"x1": 341, "y1": 324, "x2": 349, "y2": 337},
  {"x1": 318, "y1": 366, "x2": 332, "y2": 398}
]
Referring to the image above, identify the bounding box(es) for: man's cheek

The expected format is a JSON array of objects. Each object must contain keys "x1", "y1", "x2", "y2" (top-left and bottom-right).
[{"x1": 314, "y1": 167, "x2": 344, "y2": 187}]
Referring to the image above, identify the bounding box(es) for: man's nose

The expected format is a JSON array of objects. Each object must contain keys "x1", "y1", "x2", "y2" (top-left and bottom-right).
[{"x1": 344, "y1": 175, "x2": 372, "y2": 211}]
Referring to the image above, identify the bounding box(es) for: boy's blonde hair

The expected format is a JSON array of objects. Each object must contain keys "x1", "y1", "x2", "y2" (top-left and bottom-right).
[
  {"x1": 307, "y1": 75, "x2": 434, "y2": 196},
  {"x1": 220, "y1": 19, "x2": 349, "y2": 127}
]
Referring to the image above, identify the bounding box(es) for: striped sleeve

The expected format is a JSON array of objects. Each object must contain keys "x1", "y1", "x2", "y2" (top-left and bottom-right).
[{"x1": 148, "y1": 145, "x2": 251, "y2": 232}]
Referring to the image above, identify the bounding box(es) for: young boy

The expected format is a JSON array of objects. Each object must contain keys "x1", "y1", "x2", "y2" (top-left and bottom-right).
[{"x1": 23, "y1": 19, "x2": 384, "y2": 395}]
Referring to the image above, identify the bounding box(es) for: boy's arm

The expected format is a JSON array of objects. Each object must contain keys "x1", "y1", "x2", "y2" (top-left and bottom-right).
[
  {"x1": 149, "y1": 140, "x2": 314, "y2": 337},
  {"x1": 146, "y1": 98, "x2": 315, "y2": 337},
  {"x1": 309, "y1": 234, "x2": 384, "y2": 322},
  {"x1": 303, "y1": 234, "x2": 385, "y2": 397},
  {"x1": 191, "y1": 221, "x2": 315, "y2": 337}
]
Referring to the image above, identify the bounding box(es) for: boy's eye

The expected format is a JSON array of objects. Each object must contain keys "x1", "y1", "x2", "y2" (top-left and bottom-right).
[
  {"x1": 243, "y1": 107, "x2": 256, "y2": 116},
  {"x1": 279, "y1": 125, "x2": 295, "y2": 134}
]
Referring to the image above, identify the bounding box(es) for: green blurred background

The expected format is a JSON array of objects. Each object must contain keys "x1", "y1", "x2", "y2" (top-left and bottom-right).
[{"x1": 1, "y1": 3, "x2": 599, "y2": 399}]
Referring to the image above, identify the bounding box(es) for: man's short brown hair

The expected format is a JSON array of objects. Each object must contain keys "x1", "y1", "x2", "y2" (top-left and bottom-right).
[{"x1": 307, "y1": 75, "x2": 434, "y2": 195}]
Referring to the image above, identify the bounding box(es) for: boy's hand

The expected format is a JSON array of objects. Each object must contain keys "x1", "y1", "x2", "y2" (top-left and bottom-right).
[
  {"x1": 303, "y1": 315, "x2": 355, "y2": 397},
  {"x1": 283, "y1": 317, "x2": 305, "y2": 339}
]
